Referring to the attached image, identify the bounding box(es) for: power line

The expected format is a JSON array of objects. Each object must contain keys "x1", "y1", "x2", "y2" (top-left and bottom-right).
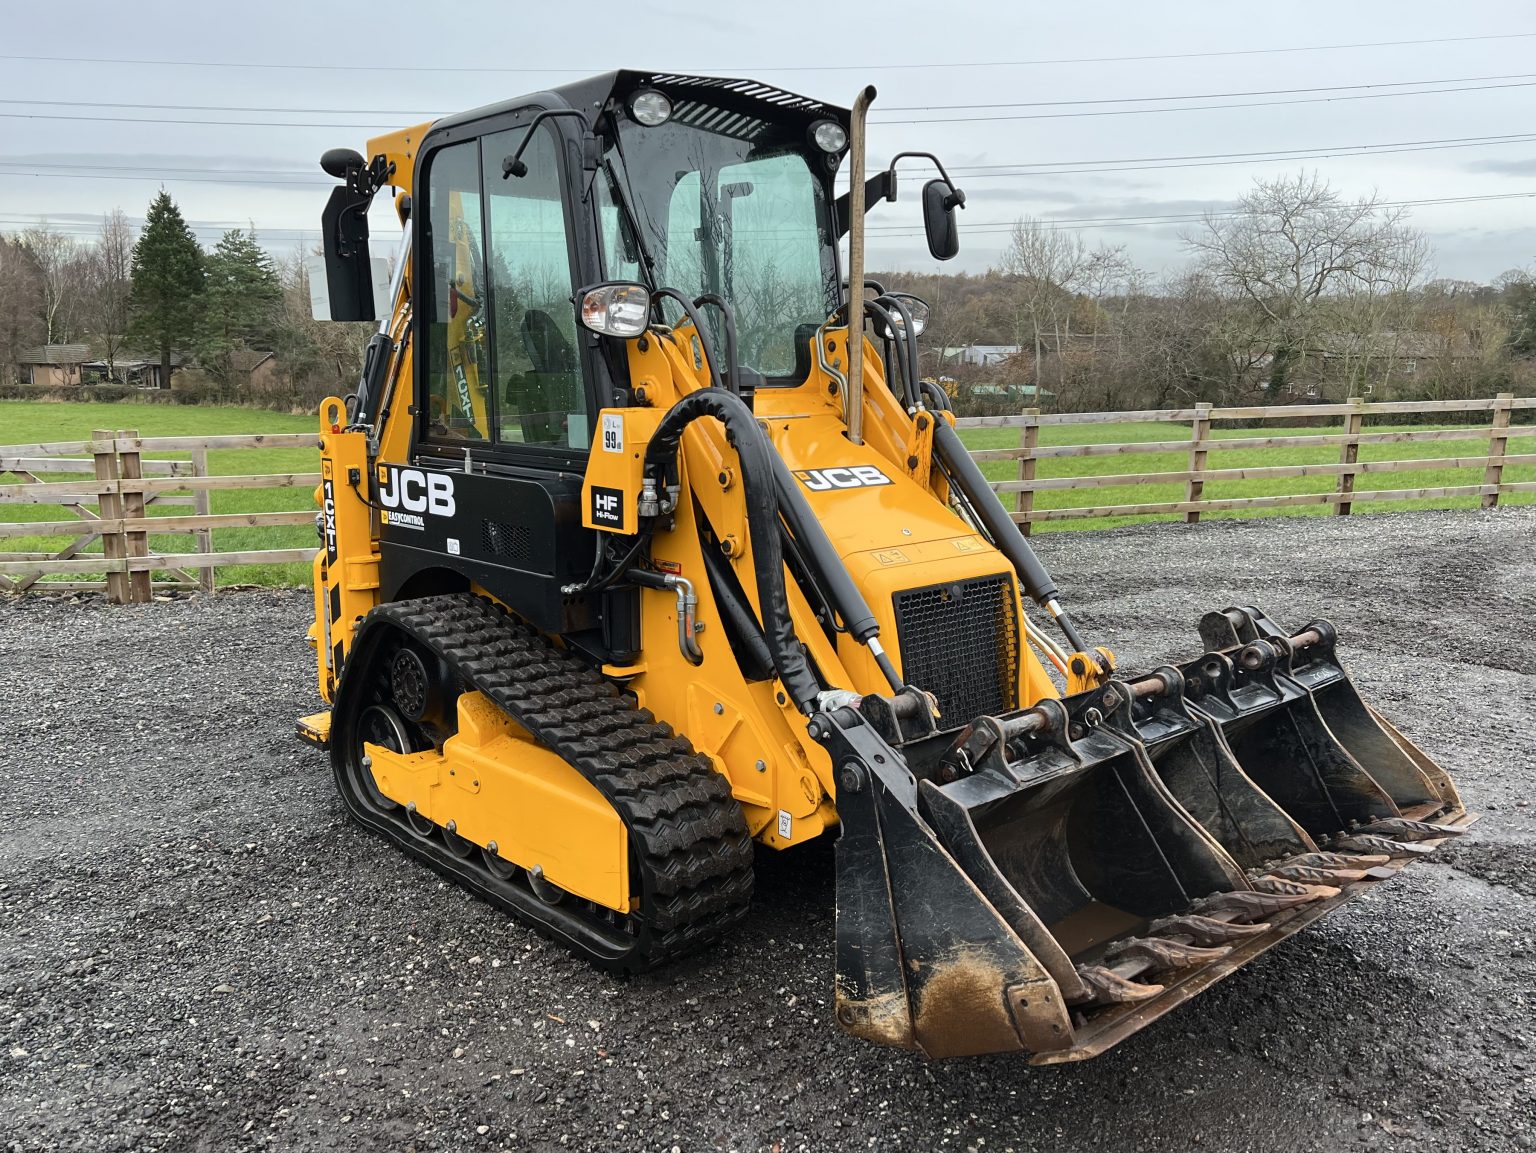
[
  {"x1": 3, "y1": 130, "x2": 1533, "y2": 189},
  {"x1": 871, "y1": 79, "x2": 1536, "y2": 125},
  {"x1": 4, "y1": 70, "x2": 1531, "y2": 120},
  {"x1": 942, "y1": 133, "x2": 1536, "y2": 179},
  {"x1": 0, "y1": 32, "x2": 1533, "y2": 75},
  {"x1": 861, "y1": 191, "x2": 1536, "y2": 237},
  {"x1": 878, "y1": 71, "x2": 1536, "y2": 112}
]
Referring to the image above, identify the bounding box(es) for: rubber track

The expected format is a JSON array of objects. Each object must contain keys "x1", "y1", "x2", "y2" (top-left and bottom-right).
[{"x1": 359, "y1": 592, "x2": 754, "y2": 970}]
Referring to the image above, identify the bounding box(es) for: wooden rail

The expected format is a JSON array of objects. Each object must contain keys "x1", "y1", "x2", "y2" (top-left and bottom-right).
[
  {"x1": 956, "y1": 394, "x2": 1536, "y2": 532},
  {"x1": 0, "y1": 429, "x2": 319, "y2": 601}
]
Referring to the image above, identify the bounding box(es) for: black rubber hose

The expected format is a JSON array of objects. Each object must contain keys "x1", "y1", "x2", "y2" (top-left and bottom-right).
[
  {"x1": 863, "y1": 301, "x2": 914, "y2": 410},
  {"x1": 693, "y1": 292, "x2": 739, "y2": 395},
  {"x1": 698, "y1": 533, "x2": 776, "y2": 681},
  {"x1": 874, "y1": 295, "x2": 921, "y2": 410},
  {"x1": 769, "y1": 457, "x2": 880, "y2": 642},
  {"x1": 644, "y1": 389, "x2": 821, "y2": 711},
  {"x1": 652, "y1": 288, "x2": 724, "y2": 392},
  {"x1": 930, "y1": 418, "x2": 1093, "y2": 654},
  {"x1": 931, "y1": 418, "x2": 1059, "y2": 606}
]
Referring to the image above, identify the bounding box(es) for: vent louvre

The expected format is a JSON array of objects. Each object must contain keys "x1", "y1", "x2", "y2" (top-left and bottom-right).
[
  {"x1": 892, "y1": 574, "x2": 1020, "y2": 726},
  {"x1": 481, "y1": 519, "x2": 533, "y2": 565}
]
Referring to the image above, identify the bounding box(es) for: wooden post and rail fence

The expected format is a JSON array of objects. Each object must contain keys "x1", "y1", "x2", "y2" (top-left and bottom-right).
[
  {"x1": 0, "y1": 395, "x2": 1532, "y2": 601},
  {"x1": 959, "y1": 393, "x2": 1536, "y2": 534},
  {"x1": 0, "y1": 429, "x2": 318, "y2": 602}
]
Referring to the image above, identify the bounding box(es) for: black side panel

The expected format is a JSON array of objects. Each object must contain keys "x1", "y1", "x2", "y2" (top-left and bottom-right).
[{"x1": 378, "y1": 462, "x2": 596, "y2": 635}]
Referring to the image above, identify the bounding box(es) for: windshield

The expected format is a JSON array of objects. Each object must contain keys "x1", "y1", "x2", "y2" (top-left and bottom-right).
[{"x1": 601, "y1": 114, "x2": 840, "y2": 380}]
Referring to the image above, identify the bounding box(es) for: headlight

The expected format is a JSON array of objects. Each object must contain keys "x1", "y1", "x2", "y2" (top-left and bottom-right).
[
  {"x1": 629, "y1": 90, "x2": 673, "y2": 127},
  {"x1": 578, "y1": 282, "x2": 651, "y2": 338},
  {"x1": 811, "y1": 120, "x2": 848, "y2": 153}
]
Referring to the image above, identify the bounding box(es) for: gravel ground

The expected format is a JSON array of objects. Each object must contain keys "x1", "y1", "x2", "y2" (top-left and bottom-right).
[{"x1": 2, "y1": 507, "x2": 1533, "y2": 1153}]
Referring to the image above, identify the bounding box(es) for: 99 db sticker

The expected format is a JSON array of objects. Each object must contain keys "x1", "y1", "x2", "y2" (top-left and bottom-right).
[{"x1": 601, "y1": 413, "x2": 624, "y2": 454}]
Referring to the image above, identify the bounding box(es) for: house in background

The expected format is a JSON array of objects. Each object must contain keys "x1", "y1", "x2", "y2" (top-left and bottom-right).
[
  {"x1": 939, "y1": 344, "x2": 1023, "y2": 368},
  {"x1": 17, "y1": 344, "x2": 90, "y2": 386}
]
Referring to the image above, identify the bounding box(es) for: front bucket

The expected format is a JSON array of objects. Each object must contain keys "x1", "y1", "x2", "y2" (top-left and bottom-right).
[{"x1": 813, "y1": 607, "x2": 1472, "y2": 1061}]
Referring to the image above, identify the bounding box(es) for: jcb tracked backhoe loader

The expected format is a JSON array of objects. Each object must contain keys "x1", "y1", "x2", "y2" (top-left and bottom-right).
[{"x1": 300, "y1": 71, "x2": 1470, "y2": 1061}]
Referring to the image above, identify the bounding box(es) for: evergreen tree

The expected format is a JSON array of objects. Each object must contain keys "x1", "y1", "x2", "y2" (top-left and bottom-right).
[
  {"x1": 129, "y1": 191, "x2": 205, "y2": 388},
  {"x1": 198, "y1": 228, "x2": 283, "y2": 390}
]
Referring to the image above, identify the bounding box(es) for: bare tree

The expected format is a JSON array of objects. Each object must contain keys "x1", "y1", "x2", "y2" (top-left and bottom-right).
[
  {"x1": 1001, "y1": 217, "x2": 1087, "y2": 393},
  {"x1": 90, "y1": 209, "x2": 135, "y2": 380},
  {"x1": 1183, "y1": 171, "x2": 1428, "y2": 398},
  {"x1": 20, "y1": 223, "x2": 90, "y2": 344}
]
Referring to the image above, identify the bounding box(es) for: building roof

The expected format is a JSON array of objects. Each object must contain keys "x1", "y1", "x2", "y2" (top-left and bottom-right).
[{"x1": 18, "y1": 344, "x2": 90, "y2": 365}]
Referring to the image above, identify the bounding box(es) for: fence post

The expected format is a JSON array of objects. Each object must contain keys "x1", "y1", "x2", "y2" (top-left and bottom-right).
[
  {"x1": 116, "y1": 429, "x2": 152, "y2": 604},
  {"x1": 1185, "y1": 402, "x2": 1213, "y2": 524},
  {"x1": 1335, "y1": 397, "x2": 1365, "y2": 516},
  {"x1": 1016, "y1": 409, "x2": 1040, "y2": 537},
  {"x1": 191, "y1": 447, "x2": 214, "y2": 594},
  {"x1": 1482, "y1": 391, "x2": 1514, "y2": 510},
  {"x1": 92, "y1": 428, "x2": 128, "y2": 604}
]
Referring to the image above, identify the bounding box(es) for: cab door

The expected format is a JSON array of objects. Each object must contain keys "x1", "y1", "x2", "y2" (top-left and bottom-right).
[{"x1": 385, "y1": 114, "x2": 600, "y2": 632}]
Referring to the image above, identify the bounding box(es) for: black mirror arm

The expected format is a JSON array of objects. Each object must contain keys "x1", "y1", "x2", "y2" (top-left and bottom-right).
[
  {"x1": 886, "y1": 151, "x2": 966, "y2": 209},
  {"x1": 501, "y1": 108, "x2": 593, "y2": 178}
]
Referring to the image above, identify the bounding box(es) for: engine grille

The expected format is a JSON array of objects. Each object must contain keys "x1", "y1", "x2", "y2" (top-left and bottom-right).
[{"x1": 892, "y1": 574, "x2": 1020, "y2": 726}]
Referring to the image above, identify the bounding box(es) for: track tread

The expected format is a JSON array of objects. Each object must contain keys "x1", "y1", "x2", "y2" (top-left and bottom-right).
[{"x1": 341, "y1": 592, "x2": 754, "y2": 971}]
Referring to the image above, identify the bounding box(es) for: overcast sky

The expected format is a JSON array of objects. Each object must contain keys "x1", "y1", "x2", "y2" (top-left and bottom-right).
[{"x1": 3, "y1": 0, "x2": 1534, "y2": 284}]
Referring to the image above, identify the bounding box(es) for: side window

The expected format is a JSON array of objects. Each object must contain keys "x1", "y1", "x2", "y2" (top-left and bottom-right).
[
  {"x1": 423, "y1": 141, "x2": 491, "y2": 442},
  {"x1": 482, "y1": 126, "x2": 584, "y2": 449}
]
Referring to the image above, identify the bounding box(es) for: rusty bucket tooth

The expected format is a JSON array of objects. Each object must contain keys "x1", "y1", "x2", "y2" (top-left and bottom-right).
[
  {"x1": 1105, "y1": 936, "x2": 1232, "y2": 970},
  {"x1": 1329, "y1": 832, "x2": 1435, "y2": 857},
  {"x1": 1147, "y1": 913, "x2": 1271, "y2": 946},
  {"x1": 1189, "y1": 887, "x2": 1313, "y2": 921},
  {"x1": 1251, "y1": 875, "x2": 1341, "y2": 900},
  {"x1": 1291, "y1": 850, "x2": 1390, "y2": 868},
  {"x1": 1268, "y1": 862, "x2": 1376, "y2": 885},
  {"x1": 1075, "y1": 964, "x2": 1165, "y2": 1005},
  {"x1": 1353, "y1": 817, "x2": 1465, "y2": 842}
]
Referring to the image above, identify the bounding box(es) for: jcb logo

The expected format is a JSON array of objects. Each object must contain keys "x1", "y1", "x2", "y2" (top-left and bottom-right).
[
  {"x1": 793, "y1": 466, "x2": 893, "y2": 492},
  {"x1": 379, "y1": 467, "x2": 456, "y2": 517}
]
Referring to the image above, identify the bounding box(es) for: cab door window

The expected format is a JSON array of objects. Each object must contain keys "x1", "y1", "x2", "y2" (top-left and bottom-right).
[
  {"x1": 481, "y1": 126, "x2": 585, "y2": 449},
  {"x1": 422, "y1": 140, "x2": 492, "y2": 443}
]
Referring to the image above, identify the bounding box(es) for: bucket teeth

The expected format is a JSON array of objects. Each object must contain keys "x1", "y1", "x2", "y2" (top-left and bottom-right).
[
  {"x1": 1328, "y1": 832, "x2": 1435, "y2": 857},
  {"x1": 1146, "y1": 913, "x2": 1271, "y2": 947},
  {"x1": 1105, "y1": 936, "x2": 1232, "y2": 971},
  {"x1": 1268, "y1": 862, "x2": 1376, "y2": 885},
  {"x1": 1353, "y1": 817, "x2": 1464, "y2": 843},
  {"x1": 1290, "y1": 851, "x2": 1390, "y2": 868},
  {"x1": 1075, "y1": 964, "x2": 1165, "y2": 1005},
  {"x1": 1189, "y1": 887, "x2": 1322, "y2": 921},
  {"x1": 1250, "y1": 875, "x2": 1341, "y2": 901}
]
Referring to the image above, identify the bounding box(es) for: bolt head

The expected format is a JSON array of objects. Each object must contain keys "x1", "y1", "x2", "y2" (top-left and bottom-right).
[
  {"x1": 360, "y1": 754, "x2": 372, "y2": 769},
  {"x1": 713, "y1": 701, "x2": 724, "y2": 715},
  {"x1": 487, "y1": 840, "x2": 499, "y2": 854},
  {"x1": 755, "y1": 759, "x2": 767, "y2": 773}
]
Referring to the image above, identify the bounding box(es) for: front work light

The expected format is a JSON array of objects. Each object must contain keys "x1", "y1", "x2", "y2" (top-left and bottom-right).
[
  {"x1": 579, "y1": 282, "x2": 652, "y2": 338},
  {"x1": 629, "y1": 90, "x2": 673, "y2": 127},
  {"x1": 811, "y1": 120, "x2": 848, "y2": 153}
]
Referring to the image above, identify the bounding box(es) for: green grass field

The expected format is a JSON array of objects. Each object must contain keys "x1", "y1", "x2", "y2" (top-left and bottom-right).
[
  {"x1": 2, "y1": 400, "x2": 1531, "y2": 589},
  {"x1": 0, "y1": 401, "x2": 319, "y2": 587},
  {"x1": 965, "y1": 417, "x2": 1536, "y2": 532}
]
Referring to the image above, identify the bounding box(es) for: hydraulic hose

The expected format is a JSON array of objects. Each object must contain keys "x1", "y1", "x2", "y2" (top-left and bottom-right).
[
  {"x1": 643, "y1": 389, "x2": 821, "y2": 711},
  {"x1": 930, "y1": 417, "x2": 1092, "y2": 656}
]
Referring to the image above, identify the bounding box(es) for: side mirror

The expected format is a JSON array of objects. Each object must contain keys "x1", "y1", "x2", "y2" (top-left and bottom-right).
[{"x1": 921, "y1": 179, "x2": 965, "y2": 261}]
